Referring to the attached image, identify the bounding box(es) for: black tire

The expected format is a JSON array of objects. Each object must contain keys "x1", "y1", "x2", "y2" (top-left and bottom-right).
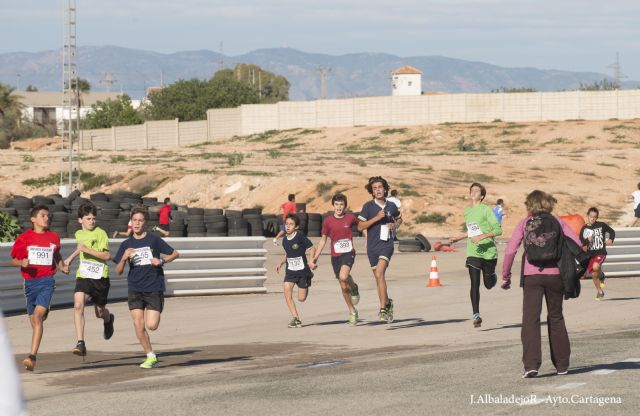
[
  {"x1": 187, "y1": 233, "x2": 206, "y2": 237},
  {"x1": 206, "y1": 232, "x2": 228, "y2": 237},
  {"x1": 296, "y1": 203, "x2": 306, "y2": 212},
  {"x1": 398, "y1": 239, "x2": 423, "y2": 252},
  {"x1": 203, "y1": 215, "x2": 226, "y2": 224},
  {"x1": 242, "y1": 207, "x2": 262, "y2": 216},
  {"x1": 204, "y1": 209, "x2": 224, "y2": 215},
  {"x1": 187, "y1": 208, "x2": 204, "y2": 215},
  {"x1": 415, "y1": 234, "x2": 432, "y2": 252},
  {"x1": 225, "y1": 209, "x2": 242, "y2": 218}
]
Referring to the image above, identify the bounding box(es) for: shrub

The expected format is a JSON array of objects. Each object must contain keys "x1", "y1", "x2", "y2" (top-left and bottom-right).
[
  {"x1": 316, "y1": 181, "x2": 337, "y2": 196},
  {"x1": 0, "y1": 212, "x2": 21, "y2": 242},
  {"x1": 415, "y1": 213, "x2": 448, "y2": 224}
]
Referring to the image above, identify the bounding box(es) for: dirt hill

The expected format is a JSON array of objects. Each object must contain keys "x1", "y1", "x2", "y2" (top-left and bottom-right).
[{"x1": 2, "y1": 119, "x2": 639, "y2": 238}]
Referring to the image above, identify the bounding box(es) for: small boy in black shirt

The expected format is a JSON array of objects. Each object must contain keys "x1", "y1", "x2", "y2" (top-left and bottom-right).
[
  {"x1": 276, "y1": 214, "x2": 316, "y2": 328},
  {"x1": 579, "y1": 207, "x2": 615, "y2": 300}
]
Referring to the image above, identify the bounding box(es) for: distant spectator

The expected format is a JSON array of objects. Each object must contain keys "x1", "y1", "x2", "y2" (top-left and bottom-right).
[
  {"x1": 493, "y1": 198, "x2": 505, "y2": 225},
  {"x1": 387, "y1": 190, "x2": 402, "y2": 209},
  {"x1": 274, "y1": 194, "x2": 299, "y2": 245},
  {"x1": 631, "y1": 183, "x2": 640, "y2": 227}
]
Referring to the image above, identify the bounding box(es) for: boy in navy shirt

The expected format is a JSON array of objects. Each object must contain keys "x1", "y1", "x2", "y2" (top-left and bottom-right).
[
  {"x1": 276, "y1": 214, "x2": 316, "y2": 328},
  {"x1": 114, "y1": 207, "x2": 179, "y2": 368},
  {"x1": 358, "y1": 176, "x2": 402, "y2": 323}
]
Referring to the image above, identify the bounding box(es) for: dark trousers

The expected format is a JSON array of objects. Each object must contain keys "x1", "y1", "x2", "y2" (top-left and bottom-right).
[{"x1": 521, "y1": 275, "x2": 570, "y2": 372}]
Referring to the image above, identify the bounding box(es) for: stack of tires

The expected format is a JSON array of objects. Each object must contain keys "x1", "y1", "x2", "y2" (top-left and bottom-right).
[
  {"x1": 186, "y1": 208, "x2": 206, "y2": 237},
  {"x1": 9, "y1": 196, "x2": 36, "y2": 231},
  {"x1": 169, "y1": 210, "x2": 186, "y2": 237},
  {"x1": 226, "y1": 210, "x2": 248, "y2": 236},
  {"x1": 262, "y1": 214, "x2": 279, "y2": 237},
  {"x1": 307, "y1": 213, "x2": 322, "y2": 237},
  {"x1": 204, "y1": 209, "x2": 226, "y2": 236},
  {"x1": 242, "y1": 208, "x2": 263, "y2": 237}
]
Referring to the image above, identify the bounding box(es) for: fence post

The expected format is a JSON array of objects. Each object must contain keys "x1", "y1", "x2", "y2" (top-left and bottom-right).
[
  {"x1": 175, "y1": 118, "x2": 180, "y2": 147},
  {"x1": 538, "y1": 92, "x2": 543, "y2": 121},
  {"x1": 111, "y1": 126, "x2": 116, "y2": 150},
  {"x1": 143, "y1": 122, "x2": 149, "y2": 150},
  {"x1": 206, "y1": 110, "x2": 211, "y2": 142}
]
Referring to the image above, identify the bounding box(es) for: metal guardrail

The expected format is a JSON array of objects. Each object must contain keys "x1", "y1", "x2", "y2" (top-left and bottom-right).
[
  {"x1": 604, "y1": 228, "x2": 640, "y2": 278},
  {"x1": 0, "y1": 237, "x2": 267, "y2": 314}
]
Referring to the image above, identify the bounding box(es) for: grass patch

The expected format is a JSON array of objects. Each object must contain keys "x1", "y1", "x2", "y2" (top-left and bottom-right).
[
  {"x1": 22, "y1": 173, "x2": 59, "y2": 187},
  {"x1": 511, "y1": 149, "x2": 532, "y2": 154},
  {"x1": 446, "y1": 170, "x2": 495, "y2": 183},
  {"x1": 476, "y1": 125, "x2": 497, "y2": 129},
  {"x1": 399, "y1": 137, "x2": 420, "y2": 145},
  {"x1": 80, "y1": 171, "x2": 114, "y2": 190},
  {"x1": 268, "y1": 149, "x2": 283, "y2": 159},
  {"x1": 402, "y1": 189, "x2": 421, "y2": 197},
  {"x1": 279, "y1": 142, "x2": 303, "y2": 149},
  {"x1": 227, "y1": 152, "x2": 244, "y2": 167},
  {"x1": 187, "y1": 141, "x2": 213, "y2": 147},
  {"x1": 231, "y1": 170, "x2": 272, "y2": 177},
  {"x1": 457, "y1": 138, "x2": 487, "y2": 152},
  {"x1": 543, "y1": 137, "x2": 569, "y2": 145},
  {"x1": 110, "y1": 155, "x2": 127, "y2": 163},
  {"x1": 247, "y1": 130, "x2": 280, "y2": 142},
  {"x1": 353, "y1": 159, "x2": 367, "y2": 167},
  {"x1": 586, "y1": 135, "x2": 597, "y2": 140},
  {"x1": 298, "y1": 129, "x2": 321, "y2": 135},
  {"x1": 501, "y1": 138, "x2": 530, "y2": 147},
  {"x1": 316, "y1": 181, "x2": 337, "y2": 196},
  {"x1": 597, "y1": 162, "x2": 618, "y2": 168},
  {"x1": 22, "y1": 155, "x2": 35, "y2": 162},
  {"x1": 380, "y1": 128, "x2": 408, "y2": 135},
  {"x1": 415, "y1": 212, "x2": 448, "y2": 224},
  {"x1": 496, "y1": 129, "x2": 516, "y2": 136}
]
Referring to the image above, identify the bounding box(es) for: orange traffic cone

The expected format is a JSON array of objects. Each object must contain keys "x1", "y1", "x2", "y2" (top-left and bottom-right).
[{"x1": 427, "y1": 256, "x2": 442, "y2": 287}]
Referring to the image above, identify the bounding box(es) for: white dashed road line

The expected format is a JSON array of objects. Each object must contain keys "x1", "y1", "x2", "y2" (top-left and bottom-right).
[{"x1": 557, "y1": 382, "x2": 587, "y2": 390}]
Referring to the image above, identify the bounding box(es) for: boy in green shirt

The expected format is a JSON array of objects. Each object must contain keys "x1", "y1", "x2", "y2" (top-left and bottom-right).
[
  {"x1": 64, "y1": 203, "x2": 114, "y2": 356},
  {"x1": 449, "y1": 182, "x2": 502, "y2": 328}
]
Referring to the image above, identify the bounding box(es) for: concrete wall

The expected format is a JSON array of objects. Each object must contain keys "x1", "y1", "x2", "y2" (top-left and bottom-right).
[{"x1": 79, "y1": 90, "x2": 640, "y2": 150}]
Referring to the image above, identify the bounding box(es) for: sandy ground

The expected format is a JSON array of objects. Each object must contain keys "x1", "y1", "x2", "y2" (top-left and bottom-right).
[{"x1": 1, "y1": 119, "x2": 639, "y2": 237}]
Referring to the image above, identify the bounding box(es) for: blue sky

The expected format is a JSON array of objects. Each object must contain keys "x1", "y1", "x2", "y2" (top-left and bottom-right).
[{"x1": 2, "y1": 0, "x2": 639, "y2": 79}]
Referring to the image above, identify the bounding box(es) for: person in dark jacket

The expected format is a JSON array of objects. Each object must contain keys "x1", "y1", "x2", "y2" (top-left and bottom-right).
[
  {"x1": 501, "y1": 190, "x2": 581, "y2": 378},
  {"x1": 579, "y1": 207, "x2": 615, "y2": 300}
]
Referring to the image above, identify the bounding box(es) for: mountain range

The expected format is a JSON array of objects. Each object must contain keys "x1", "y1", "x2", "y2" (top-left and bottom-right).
[{"x1": 1, "y1": 46, "x2": 637, "y2": 100}]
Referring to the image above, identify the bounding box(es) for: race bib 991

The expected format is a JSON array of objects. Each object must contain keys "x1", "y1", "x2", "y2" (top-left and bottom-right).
[{"x1": 28, "y1": 246, "x2": 53, "y2": 266}]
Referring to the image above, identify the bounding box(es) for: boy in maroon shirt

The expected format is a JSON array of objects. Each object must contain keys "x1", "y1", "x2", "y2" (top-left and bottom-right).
[
  {"x1": 311, "y1": 193, "x2": 361, "y2": 325},
  {"x1": 10, "y1": 205, "x2": 69, "y2": 371}
]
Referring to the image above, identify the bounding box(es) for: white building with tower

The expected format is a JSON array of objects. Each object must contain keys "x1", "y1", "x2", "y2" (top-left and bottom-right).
[{"x1": 391, "y1": 65, "x2": 422, "y2": 96}]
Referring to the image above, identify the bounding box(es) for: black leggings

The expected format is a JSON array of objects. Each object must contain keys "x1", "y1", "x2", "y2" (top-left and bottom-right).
[{"x1": 466, "y1": 257, "x2": 498, "y2": 315}]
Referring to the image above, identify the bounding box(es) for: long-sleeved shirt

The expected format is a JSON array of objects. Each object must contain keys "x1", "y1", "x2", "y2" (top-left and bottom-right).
[
  {"x1": 464, "y1": 203, "x2": 503, "y2": 260},
  {"x1": 502, "y1": 215, "x2": 581, "y2": 278},
  {"x1": 579, "y1": 221, "x2": 615, "y2": 257}
]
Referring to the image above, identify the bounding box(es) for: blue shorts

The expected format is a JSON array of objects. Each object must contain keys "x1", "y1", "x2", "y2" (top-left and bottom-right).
[
  {"x1": 24, "y1": 276, "x2": 55, "y2": 315},
  {"x1": 367, "y1": 244, "x2": 394, "y2": 268}
]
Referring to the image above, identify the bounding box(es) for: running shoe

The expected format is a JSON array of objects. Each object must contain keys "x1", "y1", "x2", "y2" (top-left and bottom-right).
[
  {"x1": 288, "y1": 317, "x2": 302, "y2": 328},
  {"x1": 139, "y1": 356, "x2": 159, "y2": 369},
  {"x1": 522, "y1": 370, "x2": 538, "y2": 378},
  {"x1": 378, "y1": 308, "x2": 388, "y2": 322},
  {"x1": 350, "y1": 283, "x2": 360, "y2": 306},
  {"x1": 23, "y1": 355, "x2": 36, "y2": 371},
  {"x1": 72, "y1": 341, "x2": 87, "y2": 356},
  {"x1": 596, "y1": 291, "x2": 605, "y2": 301},
  {"x1": 473, "y1": 314, "x2": 482, "y2": 328},
  {"x1": 385, "y1": 299, "x2": 394, "y2": 323},
  {"x1": 104, "y1": 313, "x2": 115, "y2": 340},
  {"x1": 152, "y1": 225, "x2": 159, "y2": 232},
  {"x1": 348, "y1": 309, "x2": 358, "y2": 326},
  {"x1": 557, "y1": 370, "x2": 568, "y2": 375}
]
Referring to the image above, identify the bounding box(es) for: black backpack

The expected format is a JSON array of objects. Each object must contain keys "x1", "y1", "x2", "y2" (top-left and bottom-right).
[{"x1": 524, "y1": 212, "x2": 563, "y2": 270}]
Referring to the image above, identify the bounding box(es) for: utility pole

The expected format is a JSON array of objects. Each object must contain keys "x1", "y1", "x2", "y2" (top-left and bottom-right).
[
  {"x1": 318, "y1": 67, "x2": 331, "y2": 99},
  {"x1": 16, "y1": 73, "x2": 21, "y2": 90},
  {"x1": 61, "y1": 0, "x2": 78, "y2": 195},
  {"x1": 219, "y1": 41, "x2": 224, "y2": 71}
]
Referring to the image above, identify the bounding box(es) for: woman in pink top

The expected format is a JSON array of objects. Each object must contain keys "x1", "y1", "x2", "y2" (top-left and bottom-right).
[{"x1": 502, "y1": 190, "x2": 581, "y2": 379}]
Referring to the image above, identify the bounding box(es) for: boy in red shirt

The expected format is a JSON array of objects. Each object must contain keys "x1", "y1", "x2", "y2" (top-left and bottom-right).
[
  {"x1": 153, "y1": 197, "x2": 172, "y2": 237},
  {"x1": 10, "y1": 205, "x2": 69, "y2": 371},
  {"x1": 273, "y1": 194, "x2": 298, "y2": 244},
  {"x1": 311, "y1": 193, "x2": 361, "y2": 325}
]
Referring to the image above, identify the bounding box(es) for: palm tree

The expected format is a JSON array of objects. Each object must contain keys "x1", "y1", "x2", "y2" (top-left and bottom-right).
[
  {"x1": 70, "y1": 78, "x2": 91, "y2": 107},
  {"x1": 0, "y1": 82, "x2": 24, "y2": 119}
]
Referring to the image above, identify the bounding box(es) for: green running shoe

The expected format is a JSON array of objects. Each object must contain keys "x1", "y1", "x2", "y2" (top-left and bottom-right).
[
  {"x1": 350, "y1": 283, "x2": 360, "y2": 306},
  {"x1": 348, "y1": 309, "x2": 358, "y2": 326},
  {"x1": 378, "y1": 308, "x2": 388, "y2": 322},
  {"x1": 140, "y1": 356, "x2": 159, "y2": 369},
  {"x1": 288, "y1": 317, "x2": 302, "y2": 328}
]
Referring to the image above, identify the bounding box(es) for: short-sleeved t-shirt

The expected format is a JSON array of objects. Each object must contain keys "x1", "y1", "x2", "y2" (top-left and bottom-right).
[
  {"x1": 492, "y1": 205, "x2": 504, "y2": 224},
  {"x1": 282, "y1": 231, "x2": 313, "y2": 277},
  {"x1": 321, "y1": 213, "x2": 358, "y2": 256},
  {"x1": 158, "y1": 205, "x2": 172, "y2": 225},
  {"x1": 633, "y1": 190, "x2": 640, "y2": 209},
  {"x1": 10, "y1": 230, "x2": 61, "y2": 279},
  {"x1": 358, "y1": 199, "x2": 401, "y2": 252},
  {"x1": 281, "y1": 201, "x2": 297, "y2": 221},
  {"x1": 75, "y1": 227, "x2": 110, "y2": 279},
  {"x1": 579, "y1": 221, "x2": 616, "y2": 257},
  {"x1": 113, "y1": 233, "x2": 175, "y2": 292}
]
